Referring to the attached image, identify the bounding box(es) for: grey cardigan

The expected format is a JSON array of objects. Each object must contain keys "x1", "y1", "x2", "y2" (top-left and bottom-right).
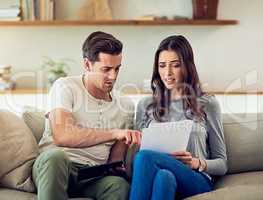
[{"x1": 135, "y1": 95, "x2": 227, "y2": 176}]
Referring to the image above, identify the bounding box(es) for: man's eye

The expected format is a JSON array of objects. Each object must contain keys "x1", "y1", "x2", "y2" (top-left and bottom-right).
[{"x1": 102, "y1": 68, "x2": 110, "y2": 72}]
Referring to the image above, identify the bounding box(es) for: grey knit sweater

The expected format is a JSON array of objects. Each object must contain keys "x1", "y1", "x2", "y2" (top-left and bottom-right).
[{"x1": 135, "y1": 94, "x2": 227, "y2": 176}]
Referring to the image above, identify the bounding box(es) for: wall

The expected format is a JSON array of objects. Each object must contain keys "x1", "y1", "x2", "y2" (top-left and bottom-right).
[{"x1": 0, "y1": 0, "x2": 262, "y2": 92}]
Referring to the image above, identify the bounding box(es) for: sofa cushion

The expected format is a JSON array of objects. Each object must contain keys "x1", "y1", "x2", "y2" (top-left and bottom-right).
[
  {"x1": 0, "y1": 188, "x2": 93, "y2": 200},
  {"x1": 0, "y1": 110, "x2": 39, "y2": 192},
  {"x1": 214, "y1": 171, "x2": 263, "y2": 189},
  {"x1": 21, "y1": 106, "x2": 45, "y2": 144},
  {"x1": 222, "y1": 113, "x2": 263, "y2": 174},
  {"x1": 184, "y1": 185, "x2": 263, "y2": 200}
]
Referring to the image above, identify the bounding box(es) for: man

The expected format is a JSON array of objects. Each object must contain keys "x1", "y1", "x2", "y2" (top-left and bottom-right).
[{"x1": 33, "y1": 31, "x2": 141, "y2": 200}]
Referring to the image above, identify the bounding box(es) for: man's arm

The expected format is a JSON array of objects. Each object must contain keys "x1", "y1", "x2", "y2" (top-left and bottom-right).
[{"x1": 49, "y1": 108, "x2": 140, "y2": 148}]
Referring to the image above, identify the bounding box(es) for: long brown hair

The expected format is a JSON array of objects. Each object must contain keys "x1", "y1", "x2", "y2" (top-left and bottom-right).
[{"x1": 148, "y1": 35, "x2": 205, "y2": 122}]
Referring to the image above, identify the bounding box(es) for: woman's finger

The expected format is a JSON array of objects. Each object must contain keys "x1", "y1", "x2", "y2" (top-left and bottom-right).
[
  {"x1": 174, "y1": 155, "x2": 192, "y2": 161},
  {"x1": 171, "y1": 151, "x2": 191, "y2": 156}
]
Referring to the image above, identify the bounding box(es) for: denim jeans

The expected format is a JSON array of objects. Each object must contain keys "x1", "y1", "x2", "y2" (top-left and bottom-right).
[{"x1": 129, "y1": 150, "x2": 213, "y2": 200}]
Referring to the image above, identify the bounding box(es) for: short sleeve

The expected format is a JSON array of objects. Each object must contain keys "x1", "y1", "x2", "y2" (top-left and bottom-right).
[{"x1": 46, "y1": 78, "x2": 73, "y2": 117}]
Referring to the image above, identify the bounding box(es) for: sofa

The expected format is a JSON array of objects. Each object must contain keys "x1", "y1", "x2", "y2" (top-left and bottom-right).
[{"x1": 0, "y1": 108, "x2": 263, "y2": 200}]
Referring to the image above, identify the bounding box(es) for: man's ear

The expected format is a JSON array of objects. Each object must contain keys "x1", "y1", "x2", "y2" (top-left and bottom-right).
[{"x1": 84, "y1": 58, "x2": 91, "y2": 71}]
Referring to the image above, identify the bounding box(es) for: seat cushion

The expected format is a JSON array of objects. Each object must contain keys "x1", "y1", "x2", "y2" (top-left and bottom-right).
[
  {"x1": 222, "y1": 113, "x2": 263, "y2": 174},
  {"x1": 184, "y1": 185, "x2": 263, "y2": 200},
  {"x1": 0, "y1": 188, "x2": 93, "y2": 200},
  {"x1": 214, "y1": 171, "x2": 263, "y2": 189},
  {"x1": 0, "y1": 110, "x2": 39, "y2": 192}
]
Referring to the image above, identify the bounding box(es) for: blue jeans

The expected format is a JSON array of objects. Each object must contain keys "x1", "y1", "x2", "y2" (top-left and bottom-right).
[{"x1": 129, "y1": 150, "x2": 213, "y2": 200}]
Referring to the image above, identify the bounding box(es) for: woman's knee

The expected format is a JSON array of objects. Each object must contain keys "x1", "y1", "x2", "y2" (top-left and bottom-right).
[
  {"x1": 133, "y1": 150, "x2": 157, "y2": 165},
  {"x1": 156, "y1": 169, "x2": 176, "y2": 185}
]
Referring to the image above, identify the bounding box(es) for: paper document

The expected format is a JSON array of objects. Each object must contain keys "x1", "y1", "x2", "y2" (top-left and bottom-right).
[{"x1": 140, "y1": 120, "x2": 193, "y2": 153}]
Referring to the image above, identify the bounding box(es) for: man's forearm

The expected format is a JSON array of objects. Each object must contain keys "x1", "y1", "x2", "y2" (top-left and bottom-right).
[{"x1": 53, "y1": 123, "x2": 117, "y2": 148}]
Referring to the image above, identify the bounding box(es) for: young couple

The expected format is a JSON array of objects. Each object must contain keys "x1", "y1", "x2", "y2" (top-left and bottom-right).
[{"x1": 33, "y1": 31, "x2": 227, "y2": 200}]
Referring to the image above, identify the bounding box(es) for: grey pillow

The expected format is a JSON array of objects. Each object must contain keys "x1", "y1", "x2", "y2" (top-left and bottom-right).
[
  {"x1": 21, "y1": 106, "x2": 45, "y2": 144},
  {"x1": 223, "y1": 113, "x2": 263, "y2": 174},
  {"x1": 0, "y1": 110, "x2": 39, "y2": 192}
]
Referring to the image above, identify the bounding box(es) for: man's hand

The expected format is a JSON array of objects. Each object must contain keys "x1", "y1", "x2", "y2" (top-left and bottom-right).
[
  {"x1": 170, "y1": 151, "x2": 200, "y2": 170},
  {"x1": 113, "y1": 129, "x2": 142, "y2": 147}
]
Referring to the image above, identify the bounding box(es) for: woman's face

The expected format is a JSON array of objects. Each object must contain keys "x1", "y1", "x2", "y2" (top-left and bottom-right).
[{"x1": 158, "y1": 50, "x2": 183, "y2": 90}]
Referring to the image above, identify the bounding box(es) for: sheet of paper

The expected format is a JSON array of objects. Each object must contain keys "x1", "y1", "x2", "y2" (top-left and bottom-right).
[{"x1": 140, "y1": 120, "x2": 193, "y2": 153}]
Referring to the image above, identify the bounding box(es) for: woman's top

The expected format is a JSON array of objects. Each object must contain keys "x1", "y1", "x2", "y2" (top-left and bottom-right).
[{"x1": 136, "y1": 94, "x2": 227, "y2": 176}]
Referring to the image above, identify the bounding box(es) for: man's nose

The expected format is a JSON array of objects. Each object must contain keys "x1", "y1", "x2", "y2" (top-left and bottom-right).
[{"x1": 108, "y1": 70, "x2": 117, "y2": 80}]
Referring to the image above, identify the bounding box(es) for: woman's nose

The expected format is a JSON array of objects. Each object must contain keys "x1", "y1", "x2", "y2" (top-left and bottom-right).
[{"x1": 164, "y1": 66, "x2": 172, "y2": 76}]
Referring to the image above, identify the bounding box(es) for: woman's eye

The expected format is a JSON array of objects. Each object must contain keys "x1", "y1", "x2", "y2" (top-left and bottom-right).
[
  {"x1": 172, "y1": 64, "x2": 180, "y2": 68},
  {"x1": 158, "y1": 65, "x2": 165, "y2": 68}
]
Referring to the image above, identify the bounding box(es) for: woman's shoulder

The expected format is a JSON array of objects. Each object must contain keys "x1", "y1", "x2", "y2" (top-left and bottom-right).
[
  {"x1": 137, "y1": 96, "x2": 154, "y2": 111},
  {"x1": 198, "y1": 94, "x2": 221, "y2": 116},
  {"x1": 198, "y1": 94, "x2": 221, "y2": 114}
]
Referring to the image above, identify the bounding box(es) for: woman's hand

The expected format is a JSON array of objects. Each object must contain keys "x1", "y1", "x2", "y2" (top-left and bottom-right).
[{"x1": 170, "y1": 151, "x2": 200, "y2": 170}]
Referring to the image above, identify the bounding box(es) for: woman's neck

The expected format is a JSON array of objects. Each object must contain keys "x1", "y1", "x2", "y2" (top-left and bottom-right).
[{"x1": 170, "y1": 88, "x2": 183, "y2": 101}]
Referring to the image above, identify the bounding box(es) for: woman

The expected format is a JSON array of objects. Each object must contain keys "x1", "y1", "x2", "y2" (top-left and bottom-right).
[{"x1": 129, "y1": 35, "x2": 227, "y2": 200}]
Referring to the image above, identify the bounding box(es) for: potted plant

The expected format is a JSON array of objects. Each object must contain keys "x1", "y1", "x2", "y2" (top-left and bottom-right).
[{"x1": 41, "y1": 57, "x2": 72, "y2": 86}]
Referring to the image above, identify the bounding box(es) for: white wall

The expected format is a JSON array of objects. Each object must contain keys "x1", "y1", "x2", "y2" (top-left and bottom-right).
[{"x1": 0, "y1": 0, "x2": 262, "y2": 92}]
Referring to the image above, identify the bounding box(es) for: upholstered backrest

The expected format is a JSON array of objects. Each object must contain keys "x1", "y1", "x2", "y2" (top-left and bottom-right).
[
  {"x1": 222, "y1": 113, "x2": 263, "y2": 174},
  {"x1": 22, "y1": 106, "x2": 263, "y2": 175},
  {"x1": 22, "y1": 107, "x2": 45, "y2": 144}
]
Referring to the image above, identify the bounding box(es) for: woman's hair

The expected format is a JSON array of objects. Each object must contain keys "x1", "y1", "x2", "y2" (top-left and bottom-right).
[{"x1": 147, "y1": 35, "x2": 205, "y2": 122}]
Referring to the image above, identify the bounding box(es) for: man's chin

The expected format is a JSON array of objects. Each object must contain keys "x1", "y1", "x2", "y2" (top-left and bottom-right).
[{"x1": 103, "y1": 85, "x2": 114, "y2": 92}]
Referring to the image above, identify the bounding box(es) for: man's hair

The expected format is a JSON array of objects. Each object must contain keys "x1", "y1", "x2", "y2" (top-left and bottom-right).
[{"x1": 82, "y1": 31, "x2": 123, "y2": 62}]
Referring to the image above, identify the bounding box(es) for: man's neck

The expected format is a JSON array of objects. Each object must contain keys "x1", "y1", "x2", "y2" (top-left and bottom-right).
[{"x1": 83, "y1": 75, "x2": 112, "y2": 101}]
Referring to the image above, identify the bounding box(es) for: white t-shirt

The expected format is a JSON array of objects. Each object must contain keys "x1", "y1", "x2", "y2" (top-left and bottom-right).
[{"x1": 39, "y1": 75, "x2": 134, "y2": 165}]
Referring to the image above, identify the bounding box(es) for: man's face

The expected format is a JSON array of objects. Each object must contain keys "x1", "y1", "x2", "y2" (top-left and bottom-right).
[{"x1": 86, "y1": 52, "x2": 122, "y2": 93}]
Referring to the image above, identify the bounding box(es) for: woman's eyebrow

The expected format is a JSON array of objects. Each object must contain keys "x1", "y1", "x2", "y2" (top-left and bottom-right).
[
  {"x1": 159, "y1": 59, "x2": 180, "y2": 63},
  {"x1": 170, "y1": 60, "x2": 180, "y2": 63}
]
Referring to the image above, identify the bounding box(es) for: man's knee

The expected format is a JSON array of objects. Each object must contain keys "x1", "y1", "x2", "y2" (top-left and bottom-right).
[
  {"x1": 100, "y1": 176, "x2": 130, "y2": 199},
  {"x1": 33, "y1": 148, "x2": 71, "y2": 184},
  {"x1": 37, "y1": 149, "x2": 70, "y2": 168}
]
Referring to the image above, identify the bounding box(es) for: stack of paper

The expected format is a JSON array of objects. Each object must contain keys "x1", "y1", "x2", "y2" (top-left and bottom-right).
[{"x1": 140, "y1": 120, "x2": 193, "y2": 153}]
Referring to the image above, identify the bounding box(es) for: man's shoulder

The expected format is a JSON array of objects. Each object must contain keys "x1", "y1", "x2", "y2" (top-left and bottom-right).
[
  {"x1": 51, "y1": 75, "x2": 83, "y2": 93},
  {"x1": 54, "y1": 75, "x2": 82, "y2": 86}
]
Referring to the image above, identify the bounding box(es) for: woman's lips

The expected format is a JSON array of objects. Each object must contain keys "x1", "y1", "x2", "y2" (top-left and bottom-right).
[{"x1": 164, "y1": 78, "x2": 175, "y2": 84}]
